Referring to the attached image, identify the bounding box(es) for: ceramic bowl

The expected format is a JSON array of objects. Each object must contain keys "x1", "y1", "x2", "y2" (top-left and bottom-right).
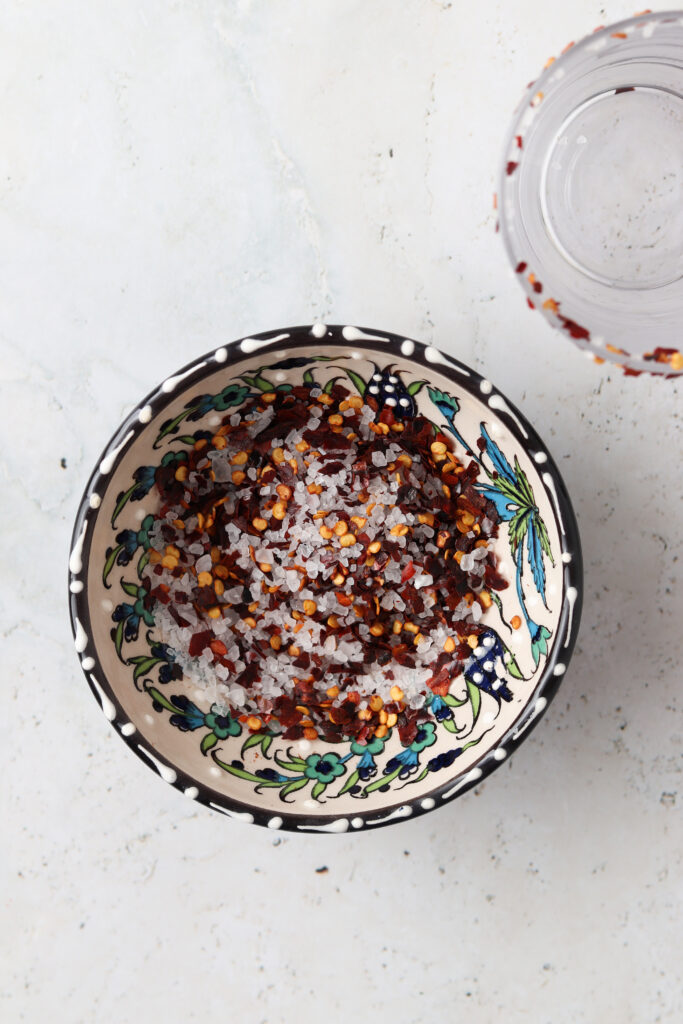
[
  {"x1": 69, "y1": 325, "x2": 582, "y2": 833},
  {"x1": 499, "y1": 11, "x2": 683, "y2": 377}
]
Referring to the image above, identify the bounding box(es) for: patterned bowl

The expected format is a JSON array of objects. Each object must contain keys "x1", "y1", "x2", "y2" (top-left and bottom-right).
[{"x1": 68, "y1": 325, "x2": 582, "y2": 833}]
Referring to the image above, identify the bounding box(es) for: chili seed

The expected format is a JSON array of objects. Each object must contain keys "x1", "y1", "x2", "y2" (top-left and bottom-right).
[
  {"x1": 339, "y1": 533, "x2": 357, "y2": 547},
  {"x1": 252, "y1": 517, "x2": 267, "y2": 531},
  {"x1": 303, "y1": 600, "x2": 317, "y2": 616}
]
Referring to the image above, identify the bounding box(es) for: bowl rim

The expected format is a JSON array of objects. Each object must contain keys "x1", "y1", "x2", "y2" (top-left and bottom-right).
[{"x1": 68, "y1": 324, "x2": 583, "y2": 833}]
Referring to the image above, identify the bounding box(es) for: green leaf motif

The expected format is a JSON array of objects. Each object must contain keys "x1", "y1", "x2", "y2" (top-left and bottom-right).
[
  {"x1": 311, "y1": 781, "x2": 326, "y2": 801},
  {"x1": 363, "y1": 765, "x2": 402, "y2": 794},
  {"x1": 303, "y1": 369, "x2": 315, "y2": 386},
  {"x1": 201, "y1": 733, "x2": 219, "y2": 755},
  {"x1": 111, "y1": 483, "x2": 136, "y2": 528},
  {"x1": 338, "y1": 768, "x2": 360, "y2": 796},
  {"x1": 137, "y1": 549, "x2": 151, "y2": 577},
  {"x1": 121, "y1": 580, "x2": 140, "y2": 598},
  {"x1": 407, "y1": 380, "x2": 428, "y2": 397},
  {"x1": 466, "y1": 679, "x2": 482, "y2": 725},
  {"x1": 514, "y1": 457, "x2": 535, "y2": 506},
  {"x1": 212, "y1": 753, "x2": 279, "y2": 787},
  {"x1": 239, "y1": 373, "x2": 275, "y2": 392},
  {"x1": 280, "y1": 778, "x2": 309, "y2": 801},
  {"x1": 241, "y1": 732, "x2": 274, "y2": 759},
  {"x1": 323, "y1": 375, "x2": 344, "y2": 394},
  {"x1": 274, "y1": 751, "x2": 307, "y2": 772},
  {"x1": 102, "y1": 545, "x2": 122, "y2": 588},
  {"x1": 143, "y1": 685, "x2": 178, "y2": 714},
  {"x1": 342, "y1": 368, "x2": 367, "y2": 397},
  {"x1": 443, "y1": 692, "x2": 468, "y2": 708},
  {"x1": 490, "y1": 591, "x2": 512, "y2": 633},
  {"x1": 535, "y1": 513, "x2": 555, "y2": 566},
  {"x1": 113, "y1": 619, "x2": 125, "y2": 661},
  {"x1": 508, "y1": 508, "x2": 531, "y2": 558},
  {"x1": 129, "y1": 656, "x2": 162, "y2": 682},
  {"x1": 154, "y1": 405, "x2": 200, "y2": 448}
]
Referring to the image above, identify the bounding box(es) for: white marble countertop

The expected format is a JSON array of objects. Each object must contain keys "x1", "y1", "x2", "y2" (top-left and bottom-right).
[{"x1": 2, "y1": 2, "x2": 682, "y2": 1022}]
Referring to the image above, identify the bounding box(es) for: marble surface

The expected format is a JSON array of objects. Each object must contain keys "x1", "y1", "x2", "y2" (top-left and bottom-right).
[{"x1": 2, "y1": 2, "x2": 681, "y2": 1021}]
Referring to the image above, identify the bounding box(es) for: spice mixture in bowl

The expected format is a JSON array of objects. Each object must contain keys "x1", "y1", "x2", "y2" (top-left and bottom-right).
[{"x1": 69, "y1": 326, "x2": 582, "y2": 832}]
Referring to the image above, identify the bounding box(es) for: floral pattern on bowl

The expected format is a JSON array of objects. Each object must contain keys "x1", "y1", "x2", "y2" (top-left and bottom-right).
[{"x1": 69, "y1": 325, "x2": 582, "y2": 832}]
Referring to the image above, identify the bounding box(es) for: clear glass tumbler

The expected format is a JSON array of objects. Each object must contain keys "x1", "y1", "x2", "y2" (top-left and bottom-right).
[{"x1": 498, "y1": 11, "x2": 683, "y2": 376}]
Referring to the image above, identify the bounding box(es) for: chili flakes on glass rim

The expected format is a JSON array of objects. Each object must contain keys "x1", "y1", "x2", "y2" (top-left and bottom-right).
[{"x1": 142, "y1": 382, "x2": 508, "y2": 747}]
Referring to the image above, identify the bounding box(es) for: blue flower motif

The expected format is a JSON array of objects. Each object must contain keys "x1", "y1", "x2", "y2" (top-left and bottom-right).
[
  {"x1": 464, "y1": 630, "x2": 513, "y2": 702},
  {"x1": 166, "y1": 694, "x2": 206, "y2": 731},
  {"x1": 187, "y1": 384, "x2": 252, "y2": 421},
  {"x1": 131, "y1": 464, "x2": 156, "y2": 500},
  {"x1": 429, "y1": 695, "x2": 454, "y2": 722},
  {"x1": 350, "y1": 734, "x2": 386, "y2": 778},
  {"x1": 150, "y1": 642, "x2": 181, "y2": 683},
  {"x1": 427, "y1": 747, "x2": 463, "y2": 772},
  {"x1": 111, "y1": 586, "x2": 155, "y2": 642},
  {"x1": 409, "y1": 721, "x2": 437, "y2": 753},
  {"x1": 204, "y1": 705, "x2": 241, "y2": 739},
  {"x1": 385, "y1": 748, "x2": 420, "y2": 779},
  {"x1": 529, "y1": 622, "x2": 552, "y2": 666},
  {"x1": 112, "y1": 529, "x2": 139, "y2": 566}
]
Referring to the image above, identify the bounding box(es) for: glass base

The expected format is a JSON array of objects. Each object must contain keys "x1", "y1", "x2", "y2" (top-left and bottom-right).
[{"x1": 541, "y1": 86, "x2": 683, "y2": 291}]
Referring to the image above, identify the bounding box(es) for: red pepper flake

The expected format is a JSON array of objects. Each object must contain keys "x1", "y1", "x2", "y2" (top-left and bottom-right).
[
  {"x1": 515, "y1": 261, "x2": 527, "y2": 274},
  {"x1": 506, "y1": 161, "x2": 519, "y2": 176},
  {"x1": 558, "y1": 315, "x2": 590, "y2": 340},
  {"x1": 401, "y1": 561, "x2": 416, "y2": 584}
]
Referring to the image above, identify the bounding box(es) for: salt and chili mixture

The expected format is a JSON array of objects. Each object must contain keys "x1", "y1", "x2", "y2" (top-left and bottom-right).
[{"x1": 143, "y1": 383, "x2": 508, "y2": 746}]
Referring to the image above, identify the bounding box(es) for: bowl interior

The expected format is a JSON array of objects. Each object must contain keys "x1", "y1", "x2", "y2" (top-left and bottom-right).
[{"x1": 70, "y1": 327, "x2": 581, "y2": 831}]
